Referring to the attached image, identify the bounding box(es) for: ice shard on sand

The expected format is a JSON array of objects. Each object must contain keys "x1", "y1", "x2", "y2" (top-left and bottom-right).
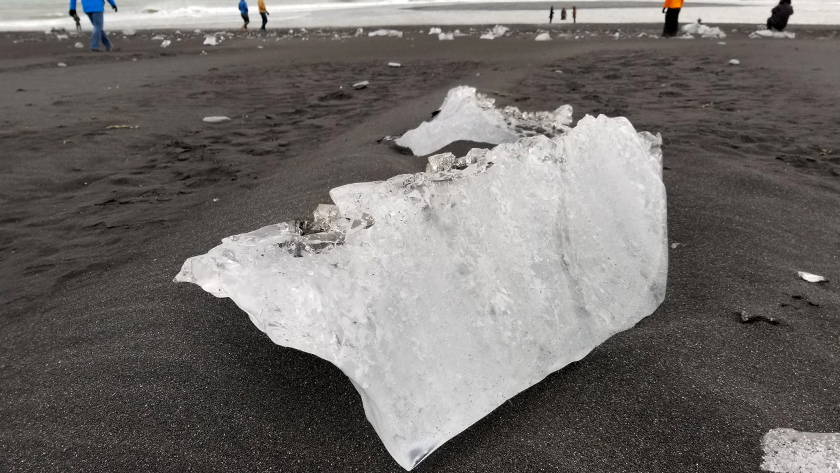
[{"x1": 175, "y1": 91, "x2": 668, "y2": 470}]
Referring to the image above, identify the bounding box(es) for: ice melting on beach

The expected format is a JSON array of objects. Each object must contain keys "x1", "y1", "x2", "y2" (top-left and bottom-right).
[
  {"x1": 175, "y1": 89, "x2": 668, "y2": 470},
  {"x1": 535, "y1": 32, "x2": 552, "y2": 41},
  {"x1": 681, "y1": 22, "x2": 727, "y2": 39},
  {"x1": 761, "y1": 429, "x2": 840, "y2": 472},
  {"x1": 203, "y1": 35, "x2": 218, "y2": 46},
  {"x1": 369, "y1": 29, "x2": 403, "y2": 38},
  {"x1": 751, "y1": 29, "x2": 796, "y2": 39},
  {"x1": 395, "y1": 86, "x2": 572, "y2": 156}
]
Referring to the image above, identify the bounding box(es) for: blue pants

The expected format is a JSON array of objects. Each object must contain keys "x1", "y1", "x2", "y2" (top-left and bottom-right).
[{"x1": 86, "y1": 11, "x2": 112, "y2": 51}]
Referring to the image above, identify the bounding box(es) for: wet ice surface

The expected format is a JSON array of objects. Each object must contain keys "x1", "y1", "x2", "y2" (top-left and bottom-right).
[
  {"x1": 761, "y1": 429, "x2": 840, "y2": 472},
  {"x1": 682, "y1": 22, "x2": 727, "y2": 39},
  {"x1": 395, "y1": 86, "x2": 572, "y2": 156},
  {"x1": 751, "y1": 29, "x2": 796, "y2": 39},
  {"x1": 176, "y1": 91, "x2": 668, "y2": 470}
]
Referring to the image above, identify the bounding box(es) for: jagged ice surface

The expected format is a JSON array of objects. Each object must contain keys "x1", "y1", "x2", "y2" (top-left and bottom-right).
[
  {"x1": 175, "y1": 106, "x2": 668, "y2": 470},
  {"x1": 395, "y1": 86, "x2": 572, "y2": 156}
]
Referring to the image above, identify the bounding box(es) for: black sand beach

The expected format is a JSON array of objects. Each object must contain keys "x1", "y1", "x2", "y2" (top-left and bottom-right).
[{"x1": 1, "y1": 25, "x2": 839, "y2": 471}]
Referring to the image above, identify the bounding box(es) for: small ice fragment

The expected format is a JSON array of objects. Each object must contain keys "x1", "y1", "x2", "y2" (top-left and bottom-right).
[
  {"x1": 355, "y1": 28, "x2": 364, "y2": 37},
  {"x1": 670, "y1": 243, "x2": 680, "y2": 249},
  {"x1": 438, "y1": 33, "x2": 454, "y2": 41},
  {"x1": 160, "y1": 40, "x2": 171, "y2": 48},
  {"x1": 535, "y1": 32, "x2": 551, "y2": 41},
  {"x1": 123, "y1": 28, "x2": 136, "y2": 36},
  {"x1": 761, "y1": 428, "x2": 840, "y2": 472},
  {"x1": 480, "y1": 33, "x2": 496, "y2": 40},
  {"x1": 388, "y1": 62, "x2": 401, "y2": 67},
  {"x1": 369, "y1": 29, "x2": 403, "y2": 38},
  {"x1": 681, "y1": 22, "x2": 726, "y2": 39},
  {"x1": 57, "y1": 63, "x2": 67, "y2": 67},
  {"x1": 729, "y1": 59, "x2": 740, "y2": 65},
  {"x1": 257, "y1": 46, "x2": 263, "y2": 49},
  {"x1": 152, "y1": 35, "x2": 165, "y2": 40},
  {"x1": 74, "y1": 42, "x2": 83, "y2": 48},
  {"x1": 425, "y1": 152, "x2": 456, "y2": 173},
  {"x1": 429, "y1": 27, "x2": 442, "y2": 35},
  {"x1": 555, "y1": 70, "x2": 563, "y2": 73},
  {"x1": 56, "y1": 34, "x2": 69, "y2": 40},
  {"x1": 203, "y1": 35, "x2": 218, "y2": 46},
  {"x1": 200, "y1": 51, "x2": 207, "y2": 55},
  {"x1": 353, "y1": 81, "x2": 369, "y2": 90},
  {"x1": 203, "y1": 116, "x2": 231, "y2": 123},
  {"x1": 752, "y1": 29, "x2": 796, "y2": 39},
  {"x1": 212, "y1": 198, "x2": 220, "y2": 202},
  {"x1": 194, "y1": 29, "x2": 202, "y2": 34},
  {"x1": 798, "y1": 271, "x2": 828, "y2": 283},
  {"x1": 718, "y1": 41, "x2": 726, "y2": 45}
]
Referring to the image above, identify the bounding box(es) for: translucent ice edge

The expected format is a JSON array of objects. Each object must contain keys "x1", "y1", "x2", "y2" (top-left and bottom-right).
[
  {"x1": 761, "y1": 428, "x2": 840, "y2": 473},
  {"x1": 395, "y1": 85, "x2": 573, "y2": 156},
  {"x1": 175, "y1": 111, "x2": 668, "y2": 470}
]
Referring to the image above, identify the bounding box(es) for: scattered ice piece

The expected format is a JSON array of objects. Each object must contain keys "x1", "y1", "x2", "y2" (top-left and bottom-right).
[
  {"x1": 396, "y1": 86, "x2": 573, "y2": 156},
  {"x1": 123, "y1": 28, "x2": 136, "y2": 36},
  {"x1": 200, "y1": 51, "x2": 207, "y2": 55},
  {"x1": 425, "y1": 152, "x2": 455, "y2": 173},
  {"x1": 57, "y1": 63, "x2": 67, "y2": 67},
  {"x1": 151, "y1": 35, "x2": 165, "y2": 40},
  {"x1": 670, "y1": 242, "x2": 680, "y2": 249},
  {"x1": 74, "y1": 42, "x2": 83, "y2": 48},
  {"x1": 212, "y1": 198, "x2": 220, "y2": 202},
  {"x1": 175, "y1": 112, "x2": 668, "y2": 471},
  {"x1": 194, "y1": 28, "x2": 202, "y2": 34},
  {"x1": 718, "y1": 41, "x2": 727, "y2": 45},
  {"x1": 761, "y1": 428, "x2": 840, "y2": 472},
  {"x1": 369, "y1": 29, "x2": 403, "y2": 38},
  {"x1": 480, "y1": 33, "x2": 496, "y2": 40},
  {"x1": 429, "y1": 27, "x2": 442, "y2": 35},
  {"x1": 438, "y1": 32, "x2": 454, "y2": 41},
  {"x1": 257, "y1": 46, "x2": 264, "y2": 49},
  {"x1": 203, "y1": 116, "x2": 230, "y2": 123},
  {"x1": 681, "y1": 22, "x2": 727, "y2": 39},
  {"x1": 490, "y1": 25, "x2": 509, "y2": 36},
  {"x1": 203, "y1": 35, "x2": 218, "y2": 46},
  {"x1": 729, "y1": 59, "x2": 740, "y2": 65},
  {"x1": 751, "y1": 29, "x2": 796, "y2": 39},
  {"x1": 56, "y1": 34, "x2": 69, "y2": 40},
  {"x1": 535, "y1": 32, "x2": 552, "y2": 41},
  {"x1": 353, "y1": 81, "x2": 369, "y2": 90},
  {"x1": 738, "y1": 309, "x2": 779, "y2": 325},
  {"x1": 355, "y1": 28, "x2": 364, "y2": 37},
  {"x1": 388, "y1": 62, "x2": 401, "y2": 67},
  {"x1": 160, "y1": 40, "x2": 171, "y2": 48},
  {"x1": 798, "y1": 271, "x2": 828, "y2": 283}
]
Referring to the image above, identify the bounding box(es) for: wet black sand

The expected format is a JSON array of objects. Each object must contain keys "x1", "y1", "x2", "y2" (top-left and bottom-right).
[{"x1": 1, "y1": 25, "x2": 839, "y2": 472}]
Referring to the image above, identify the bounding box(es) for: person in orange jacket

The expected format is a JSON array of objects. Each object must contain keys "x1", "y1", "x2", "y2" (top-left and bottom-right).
[
  {"x1": 662, "y1": 0, "x2": 683, "y2": 37},
  {"x1": 258, "y1": 0, "x2": 269, "y2": 31}
]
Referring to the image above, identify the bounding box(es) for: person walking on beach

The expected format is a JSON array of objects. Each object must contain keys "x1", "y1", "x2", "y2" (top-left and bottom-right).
[
  {"x1": 258, "y1": 0, "x2": 269, "y2": 31},
  {"x1": 239, "y1": 0, "x2": 250, "y2": 31},
  {"x1": 572, "y1": 6, "x2": 577, "y2": 23},
  {"x1": 69, "y1": 0, "x2": 117, "y2": 52},
  {"x1": 561, "y1": 7, "x2": 567, "y2": 21},
  {"x1": 767, "y1": 0, "x2": 793, "y2": 31},
  {"x1": 549, "y1": 6, "x2": 554, "y2": 23},
  {"x1": 662, "y1": 0, "x2": 683, "y2": 37}
]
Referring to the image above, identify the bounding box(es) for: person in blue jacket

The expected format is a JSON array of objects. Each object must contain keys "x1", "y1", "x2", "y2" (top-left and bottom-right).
[
  {"x1": 239, "y1": 0, "x2": 250, "y2": 31},
  {"x1": 69, "y1": 0, "x2": 117, "y2": 52}
]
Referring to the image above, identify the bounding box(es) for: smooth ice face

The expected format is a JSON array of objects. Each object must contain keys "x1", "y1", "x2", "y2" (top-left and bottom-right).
[
  {"x1": 682, "y1": 23, "x2": 727, "y2": 38},
  {"x1": 395, "y1": 86, "x2": 573, "y2": 156},
  {"x1": 175, "y1": 113, "x2": 668, "y2": 470},
  {"x1": 761, "y1": 429, "x2": 840, "y2": 472}
]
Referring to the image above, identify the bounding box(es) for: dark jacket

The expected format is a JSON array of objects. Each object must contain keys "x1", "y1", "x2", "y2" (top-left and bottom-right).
[{"x1": 769, "y1": 4, "x2": 793, "y2": 30}]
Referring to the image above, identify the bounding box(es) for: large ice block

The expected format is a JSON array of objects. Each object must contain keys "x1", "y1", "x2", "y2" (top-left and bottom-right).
[
  {"x1": 175, "y1": 112, "x2": 668, "y2": 470},
  {"x1": 395, "y1": 86, "x2": 573, "y2": 156}
]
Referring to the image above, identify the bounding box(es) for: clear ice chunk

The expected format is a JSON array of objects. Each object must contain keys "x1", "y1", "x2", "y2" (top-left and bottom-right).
[
  {"x1": 395, "y1": 86, "x2": 573, "y2": 156},
  {"x1": 761, "y1": 428, "x2": 840, "y2": 473},
  {"x1": 175, "y1": 110, "x2": 668, "y2": 470}
]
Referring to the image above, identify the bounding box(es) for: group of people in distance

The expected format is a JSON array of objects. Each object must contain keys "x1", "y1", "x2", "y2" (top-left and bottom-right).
[
  {"x1": 66, "y1": 0, "x2": 799, "y2": 53},
  {"x1": 238, "y1": 0, "x2": 270, "y2": 31},
  {"x1": 549, "y1": 6, "x2": 577, "y2": 24},
  {"x1": 662, "y1": 0, "x2": 794, "y2": 37}
]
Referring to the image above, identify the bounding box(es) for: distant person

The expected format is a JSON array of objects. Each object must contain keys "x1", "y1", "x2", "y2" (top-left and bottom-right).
[
  {"x1": 767, "y1": 0, "x2": 793, "y2": 31},
  {"x1": 239, "y1": 0, "x2": 249, "y2": 31},
  {"x1": 69, "y1": 0, "x2": 117, "y2": 52},
  {"x1": 550, "y1": 6, "x2": 554, "y2": 23},
  {"x1": 258, "y1": 0, "x2": 269, "y2": 31},
  {"x1": 573, "y1": 6, "x2": 577, "y2": 23},
  {"x1": 662, "y1": 0, "x2": 684, "y2": 37},
  {"x1": 561, "y1": 7, "x2": 567, "y2": 21}
]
